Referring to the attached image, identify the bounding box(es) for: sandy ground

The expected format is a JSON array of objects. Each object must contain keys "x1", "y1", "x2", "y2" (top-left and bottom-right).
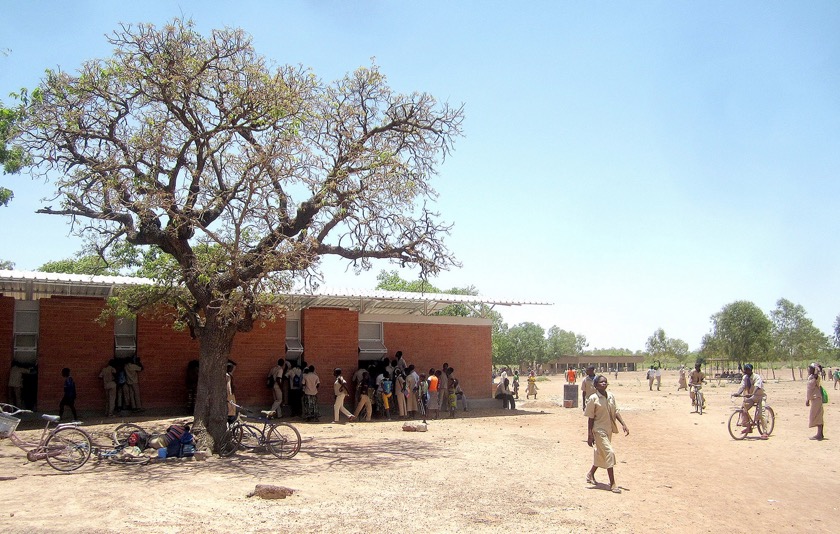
[{"x1": 1, "y1": 369, "x2": 838, "y2": 534}]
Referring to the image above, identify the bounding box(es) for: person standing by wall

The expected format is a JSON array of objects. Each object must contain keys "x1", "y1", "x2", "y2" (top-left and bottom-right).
[
  {"x1": 58, "y1": 367, "x2": 78, "y2": 421},
  {"x1": 806, "y1": 363, "x2": 825, "y2": 441},
  {"x1": 286, "y1": 362, "x2": 304, "y2": 418},
  {"x1": 302, "y1": 365, "x2": 320, "y2": 422},
  {"x1": 226, "y1": 361, "x2": 237, "y2": 424},
  {"x1": 268, "y1": 358, "x2": 285, "y2": 418},
  {"x1": 584, "y1": 375, "x2": 629, "y2": 494},
  {"x1": 99, "y1": 359, "x2": 117, "y2": 417},
  {"x1": 7, "y1": 362, "x2": 28, "y2": 408},
  {"x1": 406, "y1": 365, "x2": 419, "y2": 418},
  {"x1": 124, "y1": 356, "x2": 144, "y2": 411}
]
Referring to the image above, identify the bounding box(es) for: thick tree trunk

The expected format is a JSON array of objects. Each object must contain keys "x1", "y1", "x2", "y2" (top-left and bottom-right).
[{"x1": 192, "y1": 318, "x2": 237, "y2": 452}]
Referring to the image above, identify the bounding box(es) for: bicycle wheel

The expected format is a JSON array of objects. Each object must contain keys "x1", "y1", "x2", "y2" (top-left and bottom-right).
[
  {"x1": 238, "y1": 424, "x2": 263, "y2": 450},
  {"x1": 728, "y1": 410, "x2": 748, "y2": 440},
  {"x1": 757, "y1": 406, "x2": 775, "y2": 436},
  {"x1": 44, "y1": 427, "x2": 92, "y2": 472},
  {"x1": 112, "y1": 423, "x2": 146, "y2": 446},
  {"x1": 266, "y1": 422, "x2": 302, "y2": 459},
  {"x1": 107, "y1": 453, "x2": 151, "y2": 466},
  {"x1": 218, "y1": 425, "x2": 241, "y2": 457}
]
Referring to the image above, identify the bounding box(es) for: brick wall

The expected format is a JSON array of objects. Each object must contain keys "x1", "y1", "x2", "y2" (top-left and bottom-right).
[
  {"x1": 229, "y1": 316, "x2": 286, "y2": 407},
  {"x1": 301, "y1": 307, "x2": 359, "y2": 404},
  {"x1": 38, "y1": 296, "x2": 113, "y2": 412},
  {"x1": 383, "y1": 322, "x2": 492, "y2": 399},
  {"x1": 4, "y1": 296, "x2": 493, "y2": 413},
  {"x1": 0, "y1": 296, "x2": 14, "y2": 402}
]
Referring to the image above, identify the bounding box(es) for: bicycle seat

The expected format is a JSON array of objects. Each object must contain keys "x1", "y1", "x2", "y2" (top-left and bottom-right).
[
  {"x1": 260, "y1": 410, "x2": 276, "y2": 418},
  {"x1": 41, "y1": 414, "x2": 60, "y2": 423}
]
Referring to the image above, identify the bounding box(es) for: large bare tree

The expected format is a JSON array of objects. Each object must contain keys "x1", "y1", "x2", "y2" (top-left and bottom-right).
[{"x1": 12, "y1": 19, "x2": 463, "y2": 445}]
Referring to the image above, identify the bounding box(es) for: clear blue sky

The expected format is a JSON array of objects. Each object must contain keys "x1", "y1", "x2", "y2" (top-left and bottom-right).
[{"x1": 2, "y1": 1, "x2": 839, "y2": 352}]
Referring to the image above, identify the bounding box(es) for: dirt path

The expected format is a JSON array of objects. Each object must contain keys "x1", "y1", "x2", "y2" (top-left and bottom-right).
[{"x1": 1, "y1": 370, "x2": 837, "y2": 533}]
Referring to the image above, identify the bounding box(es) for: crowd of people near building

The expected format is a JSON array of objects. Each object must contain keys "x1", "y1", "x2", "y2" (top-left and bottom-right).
[{"x1": 260, "y1": 351, "x2": 469, "y2": 424}]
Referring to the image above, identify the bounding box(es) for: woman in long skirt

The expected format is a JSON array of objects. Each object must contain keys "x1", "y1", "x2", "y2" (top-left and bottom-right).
[{"x1": 806, "y1": 363, "x2": 825, "y2": 440}]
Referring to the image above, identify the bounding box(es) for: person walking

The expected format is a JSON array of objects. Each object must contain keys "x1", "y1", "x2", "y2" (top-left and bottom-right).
[
  {"x1": 332, "y1": 368, "x2": 356, "y2": 423},
  {"x1": 353, "y1": 371, "x2": 373, "y2": 422},
  {"x1": 677, "y1": 365, "x2": 688, "y2": 391},
  {"x1": 584, "y1": 375, "x2": 629, "y2": 494},
  {"x1": 806, "y1": 363, "x2": 825, "y2": 441}
]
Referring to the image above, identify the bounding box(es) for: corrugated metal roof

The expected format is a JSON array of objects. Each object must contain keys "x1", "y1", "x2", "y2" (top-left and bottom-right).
[{"x1": 0, "y1": 270, "x2": 552, "y2": 315}]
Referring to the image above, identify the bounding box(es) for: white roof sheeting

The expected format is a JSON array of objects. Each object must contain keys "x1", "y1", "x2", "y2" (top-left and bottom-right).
[{"x1": 0, "y1": 270, "x2": 552, "y2": 316}]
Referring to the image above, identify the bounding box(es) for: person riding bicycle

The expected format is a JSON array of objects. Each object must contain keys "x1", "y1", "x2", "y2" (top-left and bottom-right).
[
  {"x1": 731, "y1": 364, "x2": 765, "y2": 434},
  {"x1": 688, "y1": 363, "x2": 705, "y2": 409}
]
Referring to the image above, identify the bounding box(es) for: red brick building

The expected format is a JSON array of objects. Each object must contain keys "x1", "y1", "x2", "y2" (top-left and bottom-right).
[{"x1": 1, "y1": 271, "x2": 542, "y2": 415}]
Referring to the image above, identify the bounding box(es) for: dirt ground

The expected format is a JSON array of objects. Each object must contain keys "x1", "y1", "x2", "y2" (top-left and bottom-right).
[{"x1": 1, "y1": 369, "x2": 838, "y2": 534}]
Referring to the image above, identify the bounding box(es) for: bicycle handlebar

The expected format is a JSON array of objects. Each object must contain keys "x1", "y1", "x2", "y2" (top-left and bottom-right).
[{"x1": 0, "y1": 403, "x2": 33, "y2": 416}]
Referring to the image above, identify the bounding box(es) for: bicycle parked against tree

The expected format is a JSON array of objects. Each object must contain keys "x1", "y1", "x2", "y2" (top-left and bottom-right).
[
  {"x1": 219, "y1": 401, "x2": 301, "y2": 459},
  {"x1": 0, "y1": 403, "x2": 92, "y2": 472},
  {"x1": 728, "y1": 394, "x2": 775, "y2": 440}
]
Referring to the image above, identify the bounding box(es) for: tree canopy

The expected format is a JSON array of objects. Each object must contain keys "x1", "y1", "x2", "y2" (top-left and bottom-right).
[
  {"x1": 770, "y1": 298, "x2": 830, "y2": 377},
  {"x1": 706, "y1": 300, "x2": 772, "y2": 363},
  {"x1": 9, "y1": 19, "x2": 464, "y2": 444}
]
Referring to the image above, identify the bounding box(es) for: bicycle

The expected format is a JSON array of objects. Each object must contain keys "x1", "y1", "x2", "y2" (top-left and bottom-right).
[
  {"x1": 0, "y1": 403, "x2": 92, "y2": 472},
  {"x1": 219, "y1": 402, "x2": 301, "y2": 459},
  {"x1": 690, "y1": 384, "x2": 705, "y2": 415},
  {"x1": 87, "y1": 422, "x2": 153, "y2": 465},
  {"x1": 728, "y1": 394, "x2": 775, "y2": 440}
]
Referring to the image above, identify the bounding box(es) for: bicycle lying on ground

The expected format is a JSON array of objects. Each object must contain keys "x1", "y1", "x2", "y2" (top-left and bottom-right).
[
  {"x1": 691, "y1": 384, "x2": 705, "y2": 415},
  {"x1": 0, "y1": 403, "x2": 92, "y2": 472},
  {"x1": 728, "y1": 394, "x2": 775, "y2": 440},
  {"x1": 219, "y1": 402, "x2": 301, "y2": 459}
]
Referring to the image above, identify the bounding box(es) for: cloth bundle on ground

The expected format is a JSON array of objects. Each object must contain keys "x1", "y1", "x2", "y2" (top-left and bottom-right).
[{"x1": 148, "y1": 424, "x2": 196, "y2": 458}]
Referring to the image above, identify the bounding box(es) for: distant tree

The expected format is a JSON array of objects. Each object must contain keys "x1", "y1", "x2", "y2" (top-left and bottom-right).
[
  {"x1": 668, "y1": 338, "x2": 690, "y2": 363},
  {"x1": 708, "y1": 301, "x2": 772, "y2": 364},
  {"x1": 39, "y1": 255, "x2": 119, "y2": 276},
  {"x1": 376, "y1": 270, "x2": 437, "y2": 293},
  {"x1": 0, "y1": 259, "x2": 14, "y2": 269},
  {"x1": 770, "y1": 298, "x2": 830, "y2": 380},
  {"x1": 546, "y1": 327, "x2": 578, "y2": 359},
  {"x1": 833, "y1": 314, "x2": 840, "y2": 349},
  {"x1": 492, "y1": 322, "x2": 516, "y2": 367},
  {"x1": 507, "y1": 322, "x2": 546, "y2": 370},
  {"x1": 645, "y1": 328, "x2": 668, "y2": 364},
  {"x1": 575, "y1": 333, "x2": 589, "y2": 354}
]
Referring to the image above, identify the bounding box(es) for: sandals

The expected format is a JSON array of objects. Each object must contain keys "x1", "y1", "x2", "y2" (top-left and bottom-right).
[
  {"x1": 585, "y1": 473, "x2": 596, "y2": 485},
  {"x1": 610, "y1": 485, "x2": 621, "y2": 494}
]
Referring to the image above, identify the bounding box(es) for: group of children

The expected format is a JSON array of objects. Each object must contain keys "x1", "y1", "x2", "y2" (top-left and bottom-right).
[{"x1": 329, "y1": 353, "x2": 469, "y2": 424}]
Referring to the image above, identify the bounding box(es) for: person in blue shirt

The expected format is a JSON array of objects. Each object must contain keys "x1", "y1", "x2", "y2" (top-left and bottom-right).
[{"x1": 59, "y1": 367, "x2": 78, "y2": 420}]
